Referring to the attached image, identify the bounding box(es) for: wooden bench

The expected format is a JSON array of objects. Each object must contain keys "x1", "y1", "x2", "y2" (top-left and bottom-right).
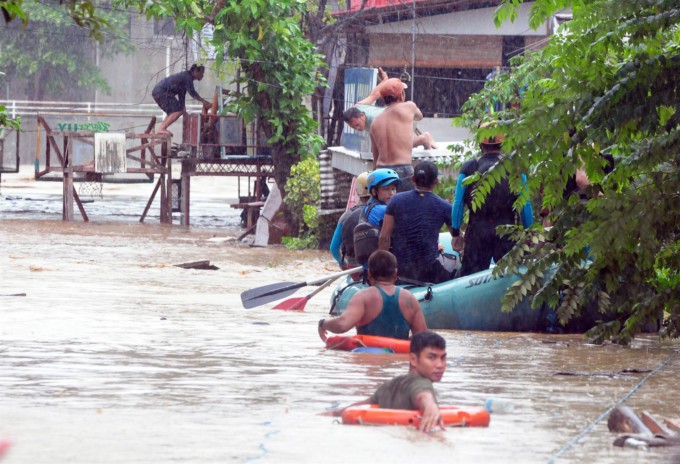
[{"x1": 230, "y1": 201, "x2": 266, "y2": 230}]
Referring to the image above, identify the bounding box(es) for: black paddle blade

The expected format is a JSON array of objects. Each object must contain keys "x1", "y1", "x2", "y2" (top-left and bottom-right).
[{"x1": 240, "y1": 281, "x2": 304, "y2": 309}]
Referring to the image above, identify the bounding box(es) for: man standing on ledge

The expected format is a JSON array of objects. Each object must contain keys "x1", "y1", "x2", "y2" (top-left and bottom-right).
[
  {"x1": 152, "y1": 64, "x2": 212, "y2": 136},
  {"x1": 369, "y1": 78, "x2": 426, "y2": 191}
]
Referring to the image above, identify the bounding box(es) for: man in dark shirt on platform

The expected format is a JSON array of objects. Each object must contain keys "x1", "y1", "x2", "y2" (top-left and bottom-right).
[
  {"x1": 324, "y1": 330, "x2": 447, "y2": 433},
  {"x1": 152, "y1": 64, "x2": 212, "y2": 136}
]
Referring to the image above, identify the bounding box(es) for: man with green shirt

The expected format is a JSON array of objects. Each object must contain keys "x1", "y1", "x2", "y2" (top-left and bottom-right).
[{"x1": 324, "y1": 330, "x2": 447, "y2": 433}]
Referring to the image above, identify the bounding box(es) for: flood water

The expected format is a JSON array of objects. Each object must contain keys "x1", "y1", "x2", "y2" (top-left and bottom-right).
[{"x1": 1, "y1": 173, "x2": 679, "y2": 464}]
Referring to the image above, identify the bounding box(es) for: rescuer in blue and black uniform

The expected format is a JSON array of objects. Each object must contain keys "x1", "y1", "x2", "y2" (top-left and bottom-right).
[{"x1": 451, "y1": 124, "x2": 533, "y2": 277}]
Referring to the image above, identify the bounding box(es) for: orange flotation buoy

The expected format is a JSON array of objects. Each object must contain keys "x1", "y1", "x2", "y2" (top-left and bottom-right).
[
  {"x1": 325, "y1": 334, "x2": 410, "y2": 354},
  {"x1": 342, "y1": 404, "x2": 490, "y2": 427}
]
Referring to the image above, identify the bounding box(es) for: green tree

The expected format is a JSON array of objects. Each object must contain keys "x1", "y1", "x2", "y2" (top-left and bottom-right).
[
  {"x1": 2, "y1": 0, "x2": 111, "y2": 38},
  {"x1": 455, "y1": 0, "x2": 680, "y2": 342},
  {"x1": 1, "y1": 0, "x2": 117, "y2": 128},
  {"x1": 0, "y1": 71, "x2": 20, "y2": 130},
  {"x1": 0, "y1": 0, "x2": 134, "y2": 101},
  {"x1": 131, "y1": 0, "x2": 325, "y2": 211}
]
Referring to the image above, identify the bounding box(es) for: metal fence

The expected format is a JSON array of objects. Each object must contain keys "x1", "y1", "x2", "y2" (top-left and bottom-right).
[
  {"x1": 0, "y1": 100, "x2": 203, "y2": 166},
  {"x1": 0, "y1": 100, "x2": 202, "y2": 118}
]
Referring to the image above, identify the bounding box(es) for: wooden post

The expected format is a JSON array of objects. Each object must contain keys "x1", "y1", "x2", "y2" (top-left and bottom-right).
[
  {"x1": 181, "y1": 159, "x2": 191, "y2": 226},
  {"x1": 63, "y1": 136, "x2": 73, "y2": 221},
  {"x1": 141, "y1": 116, "x2": 157, "y2": 181},
  {"x1": 140, "y1": 178, "x2": 161, "y2": 223},
  {"x1": 165, "y1": 138, "x2": 173, "y2": 224}
]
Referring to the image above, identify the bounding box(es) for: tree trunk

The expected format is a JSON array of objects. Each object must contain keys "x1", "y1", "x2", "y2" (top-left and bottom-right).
[
  {"x1": 245, "y1": 61, "x2": 301, "y2": 233},
  {"x1": 32, "y1": 68, "x2": 44, "y2": 101}
]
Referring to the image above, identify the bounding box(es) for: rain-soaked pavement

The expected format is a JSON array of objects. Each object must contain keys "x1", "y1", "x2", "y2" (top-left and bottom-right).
[{"x1": 1, "y1": 172, "x2": 679, "y2": 464}]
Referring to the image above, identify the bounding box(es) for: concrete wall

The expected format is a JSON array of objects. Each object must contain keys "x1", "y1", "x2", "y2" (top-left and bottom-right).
[{"x1": 96, "y1": 18, "x2": 221, "y2": 106}]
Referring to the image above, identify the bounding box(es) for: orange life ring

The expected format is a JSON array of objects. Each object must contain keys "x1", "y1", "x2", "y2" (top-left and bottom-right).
[
  {"x1": 325, "y1": 335, "x2": 411, "y2": 354},
  {"x1": 342, "y1": 404, "x2": 490, "y2": 427}
]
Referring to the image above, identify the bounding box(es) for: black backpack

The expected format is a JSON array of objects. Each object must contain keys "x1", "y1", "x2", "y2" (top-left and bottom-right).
[
  {"x1": 353, "y1": 203, "x2": 380, "y2": 265},
  {"x1": 340, "y1": 206, "x2": 363, "y2": 264}
]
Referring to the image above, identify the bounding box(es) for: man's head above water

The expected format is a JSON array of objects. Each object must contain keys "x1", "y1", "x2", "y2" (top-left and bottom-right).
[{"x1": 409, "y1": 331, "x2": 447, "y2": 383}]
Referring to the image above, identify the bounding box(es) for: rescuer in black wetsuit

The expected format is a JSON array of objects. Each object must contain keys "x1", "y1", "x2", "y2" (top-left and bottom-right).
[{"x1": 450, "y1": 128, "x2": 534, "y2": 277}]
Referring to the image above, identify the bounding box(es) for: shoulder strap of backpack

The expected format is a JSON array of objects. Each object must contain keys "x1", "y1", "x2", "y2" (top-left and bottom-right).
[{"x1": 361, "y1": 202, "x2": 378, "y2": 221}]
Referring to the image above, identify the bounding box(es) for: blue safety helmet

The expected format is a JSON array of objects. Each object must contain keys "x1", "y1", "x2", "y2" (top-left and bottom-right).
[{"x1": 367, "y1": 168, "x2": 402, "y2": 195}]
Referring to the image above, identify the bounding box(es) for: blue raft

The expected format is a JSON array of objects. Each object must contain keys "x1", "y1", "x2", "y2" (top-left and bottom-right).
[{"x1": 330, "y1": 233, "x2": 557, "y2": 332}]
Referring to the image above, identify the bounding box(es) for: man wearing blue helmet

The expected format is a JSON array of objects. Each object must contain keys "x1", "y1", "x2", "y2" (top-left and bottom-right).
[{"x1": 353, "y1": 168, "x2": 402, "y2": 266}]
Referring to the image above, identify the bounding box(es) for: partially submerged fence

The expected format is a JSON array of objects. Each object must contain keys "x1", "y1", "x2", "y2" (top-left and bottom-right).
[{"x1": 34, "y1": 112, "x2": 173, "y2": 223}]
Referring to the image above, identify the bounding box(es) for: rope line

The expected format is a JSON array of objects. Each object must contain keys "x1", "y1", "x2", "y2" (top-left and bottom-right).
[{"x1": 546, "y1": 351, "x2": 678, "y2": 464}]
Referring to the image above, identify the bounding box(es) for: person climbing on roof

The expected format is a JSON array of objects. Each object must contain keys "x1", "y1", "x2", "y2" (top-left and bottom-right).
[
  {"x1": 152, "y1": 64, "x2": 212, "y2": 136},
  {"x1": 318, "y1": 250, "x2": 427, "y2": 342},
  {"x1": 329, "y1": 172, "x2": 371, "y2": 272},
  {"x1": 342, "y1": 68, "x2": 437, "y2": 152},
  {"x1": 321, "y1": 330, "x2": 447, "y2": 433}
]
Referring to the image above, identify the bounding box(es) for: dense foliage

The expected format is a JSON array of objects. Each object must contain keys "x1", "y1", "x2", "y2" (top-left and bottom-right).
[
  {"x1": 282, "y1": 156, "x2": 320, "y2": 249},
  {"x1": 1, "y1": 0, "x2": 112, "y2": 38},
  {"x1": 455, "y1": 0, "x2": 680, "y2": 342},
  {"x1": 0, "y1": 0, "x2": 133, "y2": 101}
]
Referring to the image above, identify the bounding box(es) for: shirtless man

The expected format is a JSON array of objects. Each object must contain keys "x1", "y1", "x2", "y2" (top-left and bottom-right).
[
  {"x1": 369, "y1": 78, "x2": 427, "y2": 191},
  {"x1": 343, "y1": 69, "x2": 436, "y2": 152}
]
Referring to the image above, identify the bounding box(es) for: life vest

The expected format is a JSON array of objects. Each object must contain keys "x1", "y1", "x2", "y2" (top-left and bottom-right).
[{"x1": 342, "y1": 404, "x2": 490, "y2": 427}]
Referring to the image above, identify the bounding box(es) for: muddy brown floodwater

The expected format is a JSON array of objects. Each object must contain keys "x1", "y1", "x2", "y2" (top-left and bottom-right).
[{"x1": 1, "y1": 173, "x2": 679, "y2": 464}]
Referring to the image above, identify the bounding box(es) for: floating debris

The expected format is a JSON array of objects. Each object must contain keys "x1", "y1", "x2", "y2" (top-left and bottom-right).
[
  {"x1": 173, "y1": 260, "x2": 219, "y2": 270},
  {"x1": 555, "y1": 368, "x2": 652, "y2": 378},
  {"x1": 609, "y1": 406, "x2": 680, "y2": 449}
]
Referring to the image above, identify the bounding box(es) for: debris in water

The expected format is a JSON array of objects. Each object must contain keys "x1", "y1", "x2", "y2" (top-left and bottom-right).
[
  {"x1": 608, "y1": 406, "x2": 653, "y2": 435},
  {"x1": 609, "y1": 406, "x2": 680, "y2": 449},
  {"x1": 174, "y1": 260, "x2": 219, "y2": 270},
  {"x1": 617, "y1": 437, "x2": 650, "y2": 451},
  {"x1": 555, "y1": 368, "x2": 651, "y2": 378}
]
